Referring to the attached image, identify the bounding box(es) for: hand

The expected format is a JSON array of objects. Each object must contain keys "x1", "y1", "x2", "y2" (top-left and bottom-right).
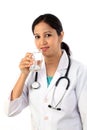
[{"x1": 19, "y1": 52, "x2": 33, "y2": 75}]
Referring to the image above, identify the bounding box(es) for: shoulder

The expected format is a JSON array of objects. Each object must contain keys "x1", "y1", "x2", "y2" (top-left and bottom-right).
[
  {"x1": 70, "y1": 57, "x2": 87, "y2": 75},
  {"x1": 70, "y1": 58, "x2": 87, "y2": 97}
]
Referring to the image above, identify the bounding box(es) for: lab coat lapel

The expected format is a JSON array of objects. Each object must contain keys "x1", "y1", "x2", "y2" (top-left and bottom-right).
[{"x1": 44, "y1": 50, "x2": 69, "y2": 104}]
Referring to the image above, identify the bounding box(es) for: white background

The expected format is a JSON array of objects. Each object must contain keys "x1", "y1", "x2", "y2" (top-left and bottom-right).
[{"x1": 0, "y1": 0, "x2": 87, "y2": 129}]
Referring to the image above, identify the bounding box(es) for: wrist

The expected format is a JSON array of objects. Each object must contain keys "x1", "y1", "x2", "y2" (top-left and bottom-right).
[{"x1": 20, "y1": 70, "x2": 29, "y2": 78}]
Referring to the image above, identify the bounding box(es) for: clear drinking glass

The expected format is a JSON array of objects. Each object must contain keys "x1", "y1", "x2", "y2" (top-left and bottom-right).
[{"x1": 29, "y1": 51, "x2": 43, "y2": 71}]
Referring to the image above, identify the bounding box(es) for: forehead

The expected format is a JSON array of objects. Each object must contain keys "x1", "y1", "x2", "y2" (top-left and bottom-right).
[{"x1": 34, "y1": 22, "x2": 55, "y2": 34}]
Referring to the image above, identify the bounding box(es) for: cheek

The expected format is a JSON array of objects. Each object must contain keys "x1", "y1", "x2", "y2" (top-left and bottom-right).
[
  {"x1": 50, "y1": 40, "x2": 59, "y2": 49},
  {"x1": 51, "y1": 42, "x2": 61, "y2": 53},
  {"x1": 35, "y1": 41, "x2": 39, "y2": 48}
]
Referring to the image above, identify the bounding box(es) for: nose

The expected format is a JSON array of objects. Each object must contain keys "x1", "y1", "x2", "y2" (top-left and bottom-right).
[{"x1": 40, "y1": 37, "x2": 47, "y2": 45}]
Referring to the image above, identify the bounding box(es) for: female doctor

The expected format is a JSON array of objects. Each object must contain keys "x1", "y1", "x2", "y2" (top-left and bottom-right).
[{"x1": 7, "y1": 13, "x2": 87, "y2": 130}]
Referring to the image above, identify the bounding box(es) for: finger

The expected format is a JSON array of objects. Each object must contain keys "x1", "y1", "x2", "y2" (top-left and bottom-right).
[
  {"x1": 20, "y1": 58, "x2": 33, "y2": 68},
  {"x1": 25, "y1": 52, "x2": 33, "y2": 58}
]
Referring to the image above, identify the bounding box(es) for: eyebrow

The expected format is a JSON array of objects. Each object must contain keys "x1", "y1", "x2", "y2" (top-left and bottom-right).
[{"x1": 34, "y1": 31, "x2": 52, "y2": 35}]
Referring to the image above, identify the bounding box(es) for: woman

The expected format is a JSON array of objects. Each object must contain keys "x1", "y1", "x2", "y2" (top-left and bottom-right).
[{"x1": 7, "y1": 13, "x2": 87, "y2": 130}]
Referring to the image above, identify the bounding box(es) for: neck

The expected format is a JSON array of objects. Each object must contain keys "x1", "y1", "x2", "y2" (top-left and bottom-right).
[
  {"x1": 45, "y1": 51, "x2": 62, "y2": 65},
  {"x1": 44, "y1": 51, "x2": 62, "y2": 76}
]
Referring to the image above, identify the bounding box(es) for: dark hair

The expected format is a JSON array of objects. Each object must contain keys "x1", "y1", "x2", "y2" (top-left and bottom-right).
[{"x1": 32, "y1": 13, "x2": 71, "y2": 56}]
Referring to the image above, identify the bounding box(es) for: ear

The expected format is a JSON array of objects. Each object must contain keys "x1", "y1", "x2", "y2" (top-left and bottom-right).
[
  {"x1": 60, "y1": 31, "x2": 64, "y2": 41},
  {"x1": 58, "y1": 31, "x2": 64, "y2": 44}
]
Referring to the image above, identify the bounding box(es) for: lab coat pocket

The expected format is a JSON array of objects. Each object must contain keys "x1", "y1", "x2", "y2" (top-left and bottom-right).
[
  {"x1": 61, "y1": 89, "x2": 77, "y2": 113},
  {"x1": 29, "y1": 86, "x2": 43, "y2": 108}
]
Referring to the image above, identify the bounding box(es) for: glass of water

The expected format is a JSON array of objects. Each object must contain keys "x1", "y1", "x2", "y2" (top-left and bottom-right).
[{"x1": 30, "y1": 51, "x2": 43, "y2": 71}]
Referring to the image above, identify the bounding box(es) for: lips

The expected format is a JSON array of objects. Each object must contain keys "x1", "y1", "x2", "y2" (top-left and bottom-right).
[{"x1": 41, "y1": 46, "x2": 49, "y2": 52}]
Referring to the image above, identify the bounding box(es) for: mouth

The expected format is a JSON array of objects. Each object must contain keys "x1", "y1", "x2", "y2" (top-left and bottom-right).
[{"x1": 40, "y1": 46, "x2": 49, "y2": 52}]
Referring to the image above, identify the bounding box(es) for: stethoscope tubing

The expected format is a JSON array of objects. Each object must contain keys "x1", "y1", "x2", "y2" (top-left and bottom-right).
[{"x1": 31, "y1": 54, "x2": 71, "y2": 110}]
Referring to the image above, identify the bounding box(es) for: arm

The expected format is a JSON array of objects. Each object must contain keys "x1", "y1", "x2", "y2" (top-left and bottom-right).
[
  {"x1": 79, "y1": 86, "x2": 87, "y2": 130},
  {"x1": 11, "y1": 52, "x2": 33, "y2": 100},
  {"x1": 76, "y1": 65, "x2": 87, "y2": 130},
  {"x1": 7, "y1": 53, "x2": 33, "y2": 116},
  {"x1": 11, "y1": 72, "x2": 28, "y2": 100}
]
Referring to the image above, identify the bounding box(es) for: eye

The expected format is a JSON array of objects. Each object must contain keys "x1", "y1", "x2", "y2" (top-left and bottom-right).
[
  {"x1": 34, "y1": 35, "x2": 40, "y2": 39},
  {"x1": 45, "y1": 34, "x2": 52, "y2": 38}
]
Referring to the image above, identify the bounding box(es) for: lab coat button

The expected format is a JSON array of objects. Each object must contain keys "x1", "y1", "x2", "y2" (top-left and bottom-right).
[
  {"x1": 44, "y1": 116, "x2": 48, "y2": 120},
  {"x1": 44, "y1": 98, "x2": 48, "y2": 103}
]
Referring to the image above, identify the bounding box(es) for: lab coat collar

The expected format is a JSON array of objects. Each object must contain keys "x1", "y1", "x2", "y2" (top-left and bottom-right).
[{"x1": 57, "y1": 50, "x2": 69, "y2": 72}]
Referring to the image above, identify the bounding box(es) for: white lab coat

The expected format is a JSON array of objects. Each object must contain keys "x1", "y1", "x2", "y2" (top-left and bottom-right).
[{"x1": 7, "y1": 50, "x2": 87, "y2": 130}]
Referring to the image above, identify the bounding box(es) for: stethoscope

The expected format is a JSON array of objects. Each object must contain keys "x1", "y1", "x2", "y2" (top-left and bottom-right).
[{"x1": 31, "y1": 54, "x2": 71, "y2": 110}]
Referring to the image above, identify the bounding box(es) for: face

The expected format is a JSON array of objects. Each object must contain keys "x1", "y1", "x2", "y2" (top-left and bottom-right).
[{"x1": 33, "y1": 22, "x2": 64, "y2": 57}]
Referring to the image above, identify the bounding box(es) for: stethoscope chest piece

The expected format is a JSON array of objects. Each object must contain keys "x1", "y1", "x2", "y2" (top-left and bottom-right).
[{"x1": 32, "y1": 81, "x2": 40, "y2": 89}]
